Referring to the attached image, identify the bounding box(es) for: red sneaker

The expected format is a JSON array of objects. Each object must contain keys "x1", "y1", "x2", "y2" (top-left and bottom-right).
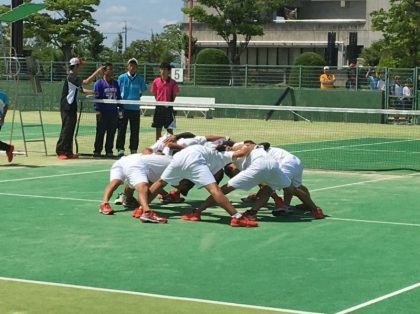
[
  {"x1": 68, "y1": 153, "x2": 79, "y2": 159},
  {"x1": 6, "y1": 145, "x2": 14, "y2": 162},
  {"x1": 240, "y1": 193, "x2": 258, "y2": 203},
  {"x1": 140, "y1": 210, "x2": 168, "y2": 223},
  {"x1": 131, "y1": 207, "x2": 143, "y2": 218},
  {"x1": 312, "y1": 207, "x2": 325, "y2": 219},
  {"x1": 160, "y1": 190, "x2": 185, "y2": 203},
  {"x1": 230, "y1": 215, "x2": 258, "y2": 227},
  {"x1": 99, "y1": 202, "x2": 114, "y2": 215},
  {"x1": 57, "y1": 154, "x2": 68, "y2": 160},
  {"x1": 242, "y1": 209, "x2": 258, "y2": 221},
  {"x1": 273, "y1": 196, "x2": 284, "y2": 208},
  {"x1": 181, "y1": 209, "x2": 201, "y2": 221}
]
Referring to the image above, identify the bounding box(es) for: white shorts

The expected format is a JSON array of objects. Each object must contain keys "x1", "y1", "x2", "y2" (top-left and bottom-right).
[
  {"x1": 228, "y1": 157, "x2": 291, "y2": 191},
  {"x1": 109, "y1": 157, "x2": 149, "y2": 188},
  {"x1": 161, "y1": 155, "x2": 215, "y2": 188},
  {"x1": 280, "y1": 155, "x2": 303, "y2": 187}
]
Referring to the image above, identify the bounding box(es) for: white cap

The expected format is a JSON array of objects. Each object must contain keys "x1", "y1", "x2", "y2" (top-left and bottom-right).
[
  {"x1": 69, "y1": 57, "x2": 85, "y2": 66},
  {"x1": 323, "y1": 66, "x2": 330, "y2": 70},
  {"x1": 127, "y1": 58, "x2": 138, "y2": 65}
]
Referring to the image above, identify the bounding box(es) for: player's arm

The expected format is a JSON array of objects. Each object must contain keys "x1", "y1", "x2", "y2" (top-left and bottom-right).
[
  {"x1": 231, "y1": 143, "x2": 253, "y2": 159},
  {"x1": 82, "y1": 66, "x2": 104, "y2": 85}
]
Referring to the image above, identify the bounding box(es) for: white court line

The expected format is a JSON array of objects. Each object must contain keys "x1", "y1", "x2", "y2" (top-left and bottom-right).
[
  {"x1": 310, "y1": 172, "x2": 420, "y2": 193},
  {"x1": 335, "y1": 282, "x2": 420, "y2": 314},
  {"x1": 0, "y1": 192, "x2": 99, "y2": 203},
  {"x1": 0, "y1": 169, "x2": 108, "y2": 183},
  {"x1": 327, "y1": 217, "x2": 420, "y2": 228},
  {"x1": 0, "y1": 277, "x2": 321, "y2": 314},
  {"x1": 292, "y1": 138, "x2": 418, "y2": 154}
]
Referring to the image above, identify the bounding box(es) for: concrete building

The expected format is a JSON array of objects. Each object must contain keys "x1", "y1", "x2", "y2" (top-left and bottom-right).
[{"x1": 183, "y1": 0, "x2": 390, "y2": 66}]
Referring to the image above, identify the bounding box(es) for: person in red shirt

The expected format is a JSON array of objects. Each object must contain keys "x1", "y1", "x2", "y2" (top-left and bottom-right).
[{"x1": 150, "y1": 62, "x2": 180, "y2": 140}]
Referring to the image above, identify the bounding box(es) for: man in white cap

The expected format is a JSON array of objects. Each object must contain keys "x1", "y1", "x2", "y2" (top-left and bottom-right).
[
  {"x1": 56, "y1": 57, "x2": 104, "y2": 159},
  {"x1": 116, "y1": 58, "x2": 147, "y2": 157},
  {"x1": 320, "y1": 66, "x2": 336, "y2": 89}
]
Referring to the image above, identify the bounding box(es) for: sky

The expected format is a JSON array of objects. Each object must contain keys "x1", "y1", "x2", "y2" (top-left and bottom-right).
[
  {"x1": 0, "y1": 0, "x2": 185, "y2": 47},
  {"x1": 92, "y1": 0, "x2": 185, "y2": 47}
]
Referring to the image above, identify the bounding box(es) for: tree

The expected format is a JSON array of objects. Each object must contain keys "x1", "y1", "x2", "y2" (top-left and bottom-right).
[
  {"x1": 289, "y1": 52, "x2": 325, "y2": 88},
  {"x1": 370, "y1": 0, "x2": 420, "y2": 67},
  {"x1": 182, "y1": 0, "x2": 292, "y2": 65},
  {"x1": 76, "y1": 29, "x2": 105, "y2": 62},
  {"x1": 26, "y1": 0, "x2": 101, "y2": 62},
  {"x1": 195, "y1": 48, "x2": 230, "y2": 85}
]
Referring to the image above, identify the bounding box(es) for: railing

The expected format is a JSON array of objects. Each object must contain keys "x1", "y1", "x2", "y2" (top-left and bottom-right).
[
  {"x1": 1, "y1": 59, "x2": 418, "y2": 111},
  {"x1": 26, "y1": 61, "x2": 417, "y2": 90}
]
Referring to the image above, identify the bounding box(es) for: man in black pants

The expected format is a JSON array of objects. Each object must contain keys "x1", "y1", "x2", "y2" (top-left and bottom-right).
[{"x1": 56, "y1": 57, "x2": 103, "y2": 160}]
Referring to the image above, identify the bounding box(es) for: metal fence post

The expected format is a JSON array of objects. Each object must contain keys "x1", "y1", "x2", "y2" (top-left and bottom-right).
[
  {"x1": 244, "y1": 64, "x2": 248, "y2": 87},
  {"x1": 193, "y1": 64, "x2": 196, "y2": 86},
  {"x1": 50, "y1": 60, "x2": 53, "y2": 82}
]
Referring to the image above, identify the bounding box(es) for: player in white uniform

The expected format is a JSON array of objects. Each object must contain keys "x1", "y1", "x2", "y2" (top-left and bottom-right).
[
  {"x1": 99, "y1": 148, "x2": 172, "y2": 223},
  {"x1": 184, "y1": 141, "x2": 292, "y2": 222},
  {"x1": 148, "y1": 144, "x2": 258, "y2": 227},
  {"x1": 267, "y1": 146, "x2": 324, "y2": 219},
  {"x1": 149, "y1": 133, "x2": 230, "y2": 203},
  {"x1": 225, "y1": 142, "x2": 285, "y2": 208}
]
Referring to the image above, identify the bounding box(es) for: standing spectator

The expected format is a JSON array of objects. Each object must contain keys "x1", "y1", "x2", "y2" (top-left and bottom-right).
[
  {"x1": 116, "y1": 58, "x2": 147, "y2": 157},
  {"x1": 376, "y1": 72, "x2": 386, "y2": 91},
  {"x1": 150, "y1": 62, "x2": 180, "y2": 140},
  {"x1": 93, "y1": 63, "x2": 121, "y2": 158},
  {"x1": 366, "y1": 67, "x2": 378, "y2": 90},
  {"x1": 391, "y1": 76, "x2": 403, "y2": 97},
  {"x1": 56, "y1": 57, "x2": 103, "y2": 159},
  {"x1": 390, "y1": 76, "x2": 404, "y2": 123},
  {"x1": 402, "y1": 79, "x2": 412, "y2": 109},
  {"x1": 0, "y1": 90, "x2": 14, "y2": 163},
  {"x1": 320, "y1": 66, "x2": 336, "y2": 89},
  {"x1": 345, "y1": 64, "x2": 357, "y2": 90}
]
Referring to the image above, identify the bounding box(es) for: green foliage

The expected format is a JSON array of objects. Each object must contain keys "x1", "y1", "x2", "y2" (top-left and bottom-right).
[
  {"x1": 288, "y1": 52, "x2": 325, "y2": 88},
  {"x1": 195, "y1": 48, "x2": 230, "y2": 85},
  {"x1": 26, "y1": 0, "x2": 101, "y2": 61},
  {"x1": 123, "y1": 24, "x2": 184, "y2": 64},
  {"x1": 182, "y1": 0, "x2": 292, "y2": 64},
  {"x1": 370, "y1": 0, "x2": 420, "y2": 67}
]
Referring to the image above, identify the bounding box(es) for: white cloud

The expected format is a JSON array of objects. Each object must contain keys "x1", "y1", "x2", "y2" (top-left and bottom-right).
[
  {"x1": 104, "y1": 5, "x2": 128, "y2": 16},
  {"x1": 159, "y1": 18, "x2": 178, "y2": 27}
]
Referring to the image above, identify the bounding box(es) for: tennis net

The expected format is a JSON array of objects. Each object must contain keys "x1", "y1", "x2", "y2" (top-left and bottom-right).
[{"x1": 75, "y1": 98, "x2": 420, "y2": 171}]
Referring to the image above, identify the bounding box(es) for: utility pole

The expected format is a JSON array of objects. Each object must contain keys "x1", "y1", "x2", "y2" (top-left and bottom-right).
[
  {"x1": 11, "y1": 0, "x2": 23, "y2": 56},
  {"x1": 122, "y1": 21, "x2": 128, "y2": 51},
  {"x1": 187, "y1": 0, "x2": 193, "y2": 81}
]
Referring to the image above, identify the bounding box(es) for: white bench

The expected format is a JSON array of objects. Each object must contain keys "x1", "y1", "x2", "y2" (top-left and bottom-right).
[{"x1": 140, "y1": 96, "x2": 215, "y2": 118}]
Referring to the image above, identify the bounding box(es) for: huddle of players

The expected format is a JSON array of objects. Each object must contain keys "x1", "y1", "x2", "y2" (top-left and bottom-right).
[{"x1": 99, "y1": 132, "x2": 325, "y2": 228}]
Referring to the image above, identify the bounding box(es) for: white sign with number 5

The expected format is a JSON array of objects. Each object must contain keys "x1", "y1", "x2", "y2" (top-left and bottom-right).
[{"x1": 171, "y1": 68, "x2": 183, "y2": 83}]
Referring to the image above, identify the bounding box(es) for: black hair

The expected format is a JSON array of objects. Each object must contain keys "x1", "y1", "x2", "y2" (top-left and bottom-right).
[
  {"x1": 223, "y1": 140, "x2": 236, "y2": 147},
  {"x1": 160, "y1": 62, "x2": 172, "y2": 70},
  {"x1": 243, "y1": 140, "x2": 256, "y2": 145},
  {"x1": 215, "y1": 144, "x2": 228, "y2": 152},
  {"x1": 175, "y1": 132, "x2": 196, "y2": 140},
  {"x1": 258, "y1": 142, "x2": 271, "y2": 151},
  {"x1": 103, "y1": 62, "x2": 113, "y2": 70}
]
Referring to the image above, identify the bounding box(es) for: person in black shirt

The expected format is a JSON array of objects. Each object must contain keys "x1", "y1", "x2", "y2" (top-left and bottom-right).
[{"x1": 56, "y1": 57, "x2": 103, "y2": 159}]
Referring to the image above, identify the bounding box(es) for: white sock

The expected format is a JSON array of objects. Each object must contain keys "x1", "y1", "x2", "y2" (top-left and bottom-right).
[{"x1": 232, "y1": 212, "x2": 242, "y2": 219}]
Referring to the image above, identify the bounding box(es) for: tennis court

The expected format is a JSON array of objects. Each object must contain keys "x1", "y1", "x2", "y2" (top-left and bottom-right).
[{"x1": 1, "y1": 109, "x2": 420, "y2": 313}]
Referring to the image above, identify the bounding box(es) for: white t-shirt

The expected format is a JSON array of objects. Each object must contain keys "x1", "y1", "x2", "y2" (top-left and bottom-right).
[{"x1": 110, "y1": 153, "x2": 172, "y2": 187}]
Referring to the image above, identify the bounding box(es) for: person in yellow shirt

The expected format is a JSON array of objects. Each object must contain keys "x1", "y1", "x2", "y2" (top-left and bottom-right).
[{"x1": 320, "y1": 66, "x2": 336, "y2": 89}]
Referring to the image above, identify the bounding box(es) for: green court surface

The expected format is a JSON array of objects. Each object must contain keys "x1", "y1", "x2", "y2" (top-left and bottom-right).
[{"x1": 1, "y1": 158, "x2": 419, "y2": 313}]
